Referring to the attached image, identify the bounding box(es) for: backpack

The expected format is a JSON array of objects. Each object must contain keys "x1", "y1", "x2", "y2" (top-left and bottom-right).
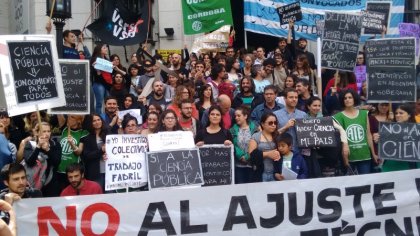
[{"x1": 22, "y1": 141, "x2": 53, "y2": 190}]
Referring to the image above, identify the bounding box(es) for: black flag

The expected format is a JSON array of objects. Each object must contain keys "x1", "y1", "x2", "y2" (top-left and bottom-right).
[{"x1": 87, "y1": 0, "x2": 149, "y2": 46}]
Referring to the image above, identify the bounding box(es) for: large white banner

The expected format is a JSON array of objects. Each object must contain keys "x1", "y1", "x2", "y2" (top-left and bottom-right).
[
  {"x1": 15, "y1": 169, "x2": 420, "y2": 235},
  {"x1": 105, "y1": 134, "x2": 148, "y2": 190}
]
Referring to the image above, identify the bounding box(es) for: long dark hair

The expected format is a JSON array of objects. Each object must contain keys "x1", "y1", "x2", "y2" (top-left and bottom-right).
[
  {"x1": 157, "y1": 109, "x2": 183, "y2": 132},
  {"x1": 90, "y1": 43, "x2": 108, "y2": 65},
  {"x1": 86, "y1": 113, "x2": 108, "y2": 141},
  {"x1": 206, "y1": 105, "x2": 224, "y2": 128},
  {"x1": 196, "y1": 84, "x2": 215, "y2": 108},
  {"x1": 259, "y1": 112, "x2": 279, "y2": 141},
  {"x1": 395, "y1": 104, "x2": 416, "y2": 123}
]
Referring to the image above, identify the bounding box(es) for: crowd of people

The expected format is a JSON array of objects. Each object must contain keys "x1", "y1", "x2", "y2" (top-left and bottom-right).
[{"x1": 0, "y1": 24, "x2": 418, "y2": 223}]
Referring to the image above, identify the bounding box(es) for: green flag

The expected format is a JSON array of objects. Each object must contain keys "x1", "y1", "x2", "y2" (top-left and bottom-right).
[{"x1": 182, "y1": 0, "x2": 233, "y2": 35}]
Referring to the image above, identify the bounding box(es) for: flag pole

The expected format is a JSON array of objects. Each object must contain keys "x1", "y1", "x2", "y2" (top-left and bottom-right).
[{"x1": 244, "y1": 30, "x2": 248, "y2": 50}]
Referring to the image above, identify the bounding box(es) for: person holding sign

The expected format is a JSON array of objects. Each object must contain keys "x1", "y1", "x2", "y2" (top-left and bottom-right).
[
  {"x1": 380, "y1": 104, "x2": 419, "y2": 172},
  {"x1": 274, "y1": 133, "x2": 308, "y2": 180},
  {"x1": 333, "y1": 90, "x2": 378, "y2": 174},
  {"x1": 91, "y1": 44, "x2": 112, "y2": 114},
  {"x1": 195, "y1": 106, "x2": 233, "y2": 146},
  {"x1": 248, "y1": 113, "x2": 280, "y2": 182}
]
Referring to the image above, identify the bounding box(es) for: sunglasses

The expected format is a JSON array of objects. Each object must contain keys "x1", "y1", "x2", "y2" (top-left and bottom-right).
[{"x1": 265, "y1": 121, "x2": 277, "y2": 126}]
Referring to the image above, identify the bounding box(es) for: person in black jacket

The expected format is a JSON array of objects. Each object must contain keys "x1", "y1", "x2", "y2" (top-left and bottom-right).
[
  {"x1": 232, "y1": 77, "x2": 263, "y2": 111},
  {"x1": 80, "y1": 114, "x2": 109, "y2": 192},
  {"x1": 24, "y1": 122, "x2": 61, "y2": 197}
]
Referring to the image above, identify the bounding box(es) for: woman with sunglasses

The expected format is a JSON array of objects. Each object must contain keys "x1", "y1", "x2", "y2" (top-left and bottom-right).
[{"x1": 248, "y1": 112, "x2": 281, "y2": 182}]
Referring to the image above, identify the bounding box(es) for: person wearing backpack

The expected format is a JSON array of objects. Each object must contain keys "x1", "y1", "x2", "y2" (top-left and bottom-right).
[{"x1": 23, "y1": 122, "x2": 61, "y2": 197}]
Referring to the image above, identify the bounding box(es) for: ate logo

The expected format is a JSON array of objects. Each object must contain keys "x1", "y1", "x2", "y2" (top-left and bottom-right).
[
  {"x1": 346, "y1": 124, "x2": 365, "y2": 143},
  {"x1": 192, "y1": 21, "x2": 202, "y2": 31}
]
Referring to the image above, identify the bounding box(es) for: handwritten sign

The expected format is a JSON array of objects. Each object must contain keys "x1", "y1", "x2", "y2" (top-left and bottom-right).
[
  {"x1": 94, "y1": 57, "x2": 113, "y2": 73},
  {"x1": 199, "y1": 145, "x2": 234, "y2": 186},
  {"x1": 399, "y1": 23, "x2": 420, "y2": 56},
  {"x1": 50, "y1": 60, "x2": 90, "y2": 114},
  {"x1": 295, "y1": 117, "x2": 337, "y2": 148},
  {"x1": 0, "y1": 35, "x2": 65, "y2": 116},
  {"x1": 362, "y1": 10, "x2": 386, "y2": 33},
  {"x1": 379, "y1": 122, "x2": 420, "y2": 162},
  {"x1": 146, "y1": 149, "x2": 204, "y2": 189},
  {"x1": 277, "y1": 2, "x2": 302, "y2": 25},
  {"x1": 148, "y1": 131, "x2": 195, "y2": 152},
  {"x1": 365, "y1": 38, "x2": 416, "y2": 102},
  {"x1": 365, "y1": 2, "x2": 390, "y2": 35},
  {"x1": 321, "y1": 12, "x2": 362, "y2": 71},
  {"x1": 118, "y1": 109, "x2": 142, "y2": 125},
  {"x1": 105, "y1": 135, "x2": 148, "y2": 191},
  {"x1": 316, "y1": 20, "x2": 325, "y2": 38}
]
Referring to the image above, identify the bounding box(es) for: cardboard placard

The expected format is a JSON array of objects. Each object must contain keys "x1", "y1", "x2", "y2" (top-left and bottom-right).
[
  {"x1": 146, "y1": 148, "x2": 204, "y2": 189},
  {"x1": 0, "y1": 35, "x2": 65, "y2": 116},
  {"x1": 277, "y1": 2, "x2": 302, "y2": 25},
  {"x1": 105, "y1": 135, "x2": 149, "y2": 191},
  {"x1": 94, "y1": 57, "x2": 113, "y2": 73},
  {"x1": 365, "y1": 38, "x2": 416, "y2": 102},
  {"x1": 321, "y1": 12, "x2": 362, "y2": 71},
  {"x1": 118, "y1": 109, "x2": 142, "y2": 125},
  {"x1": 295, "y1": 117, "x2": 337, "y2": 148},
  {"x1": 50, "y1": 59, "x2": 90, "y2": 114},
  {"x1": 147, "y1": 131, "x2": 195, "y2": 152},
  {"x1": 379, "y1": 122, "x2": 420, "y2": 162},
  {"x1": 365, "y1": 1, "x2": 390, "y2": 35},
  {"x1": 362, "y1": 10, "x2": 386, "y2": 33},
  {"x1": 199, "y1": 145, "x2": 234, "y2": 186}
]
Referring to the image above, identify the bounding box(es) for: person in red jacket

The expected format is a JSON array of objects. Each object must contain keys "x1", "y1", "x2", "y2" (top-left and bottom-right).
[{"x1": 60, "y1": 163, "x2": 102, "y2": 196}]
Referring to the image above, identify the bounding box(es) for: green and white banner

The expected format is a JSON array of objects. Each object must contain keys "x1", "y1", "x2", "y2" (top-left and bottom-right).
[{"x1": 182, "y1": 0, "x2": 233, "y2": 35}]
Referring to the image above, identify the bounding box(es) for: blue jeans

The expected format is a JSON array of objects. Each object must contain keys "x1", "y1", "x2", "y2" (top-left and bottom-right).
[
  {"x1": 93, "y1": 82, "x2": 108, "y2": 114},
  {"x1": 350, "y1": 160, "x2": 371, "y2": 175},
  {"x1": 262, "y1": 171, "x2": 275, "y2": 182}
]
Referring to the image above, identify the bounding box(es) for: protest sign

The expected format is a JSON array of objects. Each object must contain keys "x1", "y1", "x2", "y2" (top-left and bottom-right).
[
  {"x1": 399, "y1": 23, "x2": 420, "y2": 56},
  {"x1": 321, "y1": 12, "x2": 362, "y2": 71},
  {"x1": 148, "y1": 131, "x2": 195, "y2": 152},
  {"x1": 277, "y1": 2, "x2": 302, "y2": 25},
  {"x1": 316, "y1": 20, "x2": 324, "y2": 38},
  {"x1": 191, "y1": 25, "x2": 230, "y2": 54},
  {"x1": 0, "y1": 35, "x2": 65, "y2": 116},
  {"x1": 146, "y1": 148, "x2": 203, "y2": 189},
  {"x1": 15, "y1": 169, "x2": 420, "y2": 235},
  {"x1": 118, "y1": 109, "x2": 142, "y2": 125},
  {"x1": 379, "y1": 122, "x2": 420, "y2": 162},
  {"x1": 105, "y1": 135, "x2": 148, "y2": 191},
  {"x1": 198, "y1": 145, "x2": 234, "y2": 186},
  {"x1": 50, "y1": 59, "x2": 90, "y2": 114},
  {"x1": 365, "y1": 1, "x2": 390, "y2": 34},
  {"x1": 365, "y1": 38, "x2": 416, "y2": 102},
  {"x1": 94, "y1": 57, "x2": 113, "y2": 73},
  {"x1": 354, "y1": 65, "x2": 366, "y2": 93},
  {"x1": 362, "y1": 10, "x2": 386, "y2": 33},
  {"x1": 295, "y1": 117, "x2": 337, "y2": 148},
  {"x1": 156, "y1": 49, "x2": 182, "y2": 62}
]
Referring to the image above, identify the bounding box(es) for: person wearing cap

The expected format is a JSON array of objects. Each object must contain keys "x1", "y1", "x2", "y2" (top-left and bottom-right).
[{"x1": 136, "y1": 59, "x2": 156, "y2": 95}]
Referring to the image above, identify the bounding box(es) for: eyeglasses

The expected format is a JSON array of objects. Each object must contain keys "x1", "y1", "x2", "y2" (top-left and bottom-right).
[{"x1": 265, "y1": 121, "x2": 277, "y2": 126}]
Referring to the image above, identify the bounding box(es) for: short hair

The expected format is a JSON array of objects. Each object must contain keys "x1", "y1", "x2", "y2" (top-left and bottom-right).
[
  {"x1": 180, "y1": 99, "x2": 193, "y2": 107},
  {"x1": 122, "y1": 113, "x2": 138, "y2": 129},
  {"x1": 263, "y1": 58, "x2": 276, "y2": 67},
  {"x1": 339, "y1": 89, "x2": 361, "y2": 108},
  {"x1": 104, "y1": 96, "x2": 117, "y2": 104},
  {"x1": 278, "y1": 37, "x2": 287, "y2": 43},
  {"x1": 264, "y1": 85, "x2": 278, "y2": 94},
  {"x1": 276, "y1": 133, "x2": 293, "y2": 146},
  {"x1": 284, "y1": 87, "x2": 298, "y2": 98},
  {"x1": 63, "y1": 30, "x2": 73, "y2": 39},
  {"x1": 65, "y1": 163, "x2": 85, "y2": 175},
  {"x1": 1, "y1": 163, "x2": 26, "y2": 182},
  {"x1": 296, "y1": 78, "x2": 309, "y2": 87}
]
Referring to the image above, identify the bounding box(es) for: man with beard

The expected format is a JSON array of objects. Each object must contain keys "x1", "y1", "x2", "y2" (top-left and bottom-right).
[
  {"x1": 251, "y1": 85, "x2": 284, "y2": 124},
  {"x1": 101, "y1": 96, "x2": 119, "y2": 134},
  {"x1": 288, "y1": 21, "x2": 316, "y2": 70},
  {"x1": 163, "y1": 53, "x2": 189, "y2": 84},
  {"x1": 136, "y1": 59, "x2": 156, "y2": 95},
  {"x1": 0, "y1": 163, "x2": 42, "y2": 200},
  {"x1": 232, "y1": 77, "x2": 263, "y2": 110},
  {"x1": 295, "y1": 79, "x2": 313, "y2": 112},
  {"x1": 263, "y1": 58, "x2": 276, "y2": 85},
  {"x1": 61, "y1": 163, "x2": 102, "y2": 196},
  {"x1": 140, "y1": 80, "x2": 169, "y2": 110},
  {"x1": 179, "y1": 99, "x2": 201, "y2": 137}
]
